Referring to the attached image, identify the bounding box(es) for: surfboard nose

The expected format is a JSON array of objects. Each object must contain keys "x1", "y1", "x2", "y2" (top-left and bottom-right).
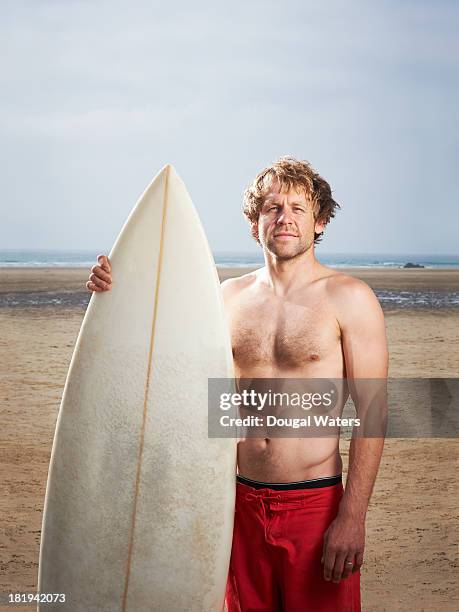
[
  {"x1": 159, "y1": 163, "x2": 177, "y2": 176},
  {"x1": 162, "y1": 164, "x2": 188, "y2": 195}
]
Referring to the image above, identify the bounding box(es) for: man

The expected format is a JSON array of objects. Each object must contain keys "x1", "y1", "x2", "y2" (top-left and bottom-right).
[{"x1": 87, "y1": 156, "x2": 388, "y2": 611}]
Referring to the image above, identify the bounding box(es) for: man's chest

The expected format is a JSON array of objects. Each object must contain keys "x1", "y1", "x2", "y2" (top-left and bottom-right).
[{"x1": 227, "y1": 294, "x2": 341, "y2": 370}]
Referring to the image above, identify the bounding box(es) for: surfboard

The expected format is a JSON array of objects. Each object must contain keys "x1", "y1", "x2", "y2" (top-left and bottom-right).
[{"x1": 38, "y1": 165, "x2": 236, "y2": 611}]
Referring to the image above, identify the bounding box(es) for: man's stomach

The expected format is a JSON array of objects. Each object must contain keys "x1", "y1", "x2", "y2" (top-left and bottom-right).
[{"x1": 237, "y1": 437, "x2": 342, "y2": 483}]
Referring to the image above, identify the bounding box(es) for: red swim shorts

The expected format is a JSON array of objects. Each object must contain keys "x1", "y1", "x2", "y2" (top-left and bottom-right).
[{"x1": 225, "y1": 476, "x2": 361, "y2": 611}]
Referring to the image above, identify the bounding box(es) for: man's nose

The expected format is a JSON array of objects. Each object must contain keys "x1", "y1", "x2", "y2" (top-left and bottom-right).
[{"x1": 276, "y1": 208, "x2": 294, "y2": 224}]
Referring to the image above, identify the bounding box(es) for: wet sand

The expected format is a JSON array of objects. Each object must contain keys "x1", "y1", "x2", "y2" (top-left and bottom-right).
[{"x1": 1, "y1": 266, "x2": 459, "y2": 291}]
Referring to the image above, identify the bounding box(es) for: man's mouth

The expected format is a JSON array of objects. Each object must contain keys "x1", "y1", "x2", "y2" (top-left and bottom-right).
[{"x1": 273, "y1": 233, "x2": 298, "y2": 238}]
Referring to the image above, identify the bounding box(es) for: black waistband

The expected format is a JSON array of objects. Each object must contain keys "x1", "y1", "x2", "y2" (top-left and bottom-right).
[{"x1": 236, "y1": 474, "x2": 342, "y2": 491}]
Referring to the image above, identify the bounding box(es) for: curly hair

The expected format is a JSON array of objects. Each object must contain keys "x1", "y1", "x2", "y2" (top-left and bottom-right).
[{"x1": 243, "y1": 156, "x2": 340, "y2": 244}]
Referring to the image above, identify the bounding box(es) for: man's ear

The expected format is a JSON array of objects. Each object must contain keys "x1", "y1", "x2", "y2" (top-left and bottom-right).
[
  {"x1": 251, "y1": 221, "x2": 259, "y2": 242},
  {"x1": 314, "y1": 218, "x2": 326, "y2": 235}
]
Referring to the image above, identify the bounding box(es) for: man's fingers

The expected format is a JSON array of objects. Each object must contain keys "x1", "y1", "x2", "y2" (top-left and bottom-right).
[
  {"x1": 86, "y1": 281, "x2": 103, "y2": 293},
  {"x1": 322, "y1": 548, "x2": 336, "y2": 582},
  {"x1": 341, "y1": 554, "x2": 356, "y2": 580},
  {"x1": 87, "y1": 256, "x2": 112, "y2": 292},
  {"x1": 97, "y1": 254, "x2": 111, "y2": 273},
  {"x1": 321, "y1": 529, "x2": 329, "y2": 564},
  {"x1": 88, "y1": 273, "x2": 111, "y2": 291},
  {"x1": 91, "y1": 264, "x2": 112, "y2": 285},
  {"x1": 353, "y1": 550, "x2": 364, "y2": 573},
  {"x1": 331, "y1": 552, "x2": 347, "y2": 583}
]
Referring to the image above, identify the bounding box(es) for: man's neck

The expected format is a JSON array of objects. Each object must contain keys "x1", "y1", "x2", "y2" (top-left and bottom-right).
[{"x1": 261, "y1": 248, "x2": 321, "y2": 297}]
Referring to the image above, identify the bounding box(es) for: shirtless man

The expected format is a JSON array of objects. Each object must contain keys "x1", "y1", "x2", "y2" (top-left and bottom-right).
[{"x1": 87, "y1": 156, "x2": 388, "y2": 611}]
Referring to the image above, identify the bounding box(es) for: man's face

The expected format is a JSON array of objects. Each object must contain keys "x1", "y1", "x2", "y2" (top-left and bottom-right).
[{"x1": 253, "y1": 183, "x2": 325, "y2": 260}]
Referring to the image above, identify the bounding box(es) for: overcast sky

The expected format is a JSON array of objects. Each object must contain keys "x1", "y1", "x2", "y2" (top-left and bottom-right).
[{"x1": 1, "y1": 0, "x2": 458, "y2": 255}]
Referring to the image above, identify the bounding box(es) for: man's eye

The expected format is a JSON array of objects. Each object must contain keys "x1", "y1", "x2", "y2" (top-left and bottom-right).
[{"x1": 293, "y1": 207, "x2": 305, "y2": 213}]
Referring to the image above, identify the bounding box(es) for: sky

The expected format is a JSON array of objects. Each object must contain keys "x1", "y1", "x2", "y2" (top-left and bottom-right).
[{"x1": 1, "y1": 0, "x2": 458, "y2": 255}]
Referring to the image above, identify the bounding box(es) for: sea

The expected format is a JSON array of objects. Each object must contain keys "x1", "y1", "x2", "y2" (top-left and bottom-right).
[
  {"x1": 0, "y1": 250, "x2": 458, "y2": 310},
  {"x1": 0, "y1": 249, "x2": 458, "y2": 269}
]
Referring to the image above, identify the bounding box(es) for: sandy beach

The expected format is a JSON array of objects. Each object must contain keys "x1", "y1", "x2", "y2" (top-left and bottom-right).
[{"x1": 1, "y1": 267, "x2": 458, "y2": 611}]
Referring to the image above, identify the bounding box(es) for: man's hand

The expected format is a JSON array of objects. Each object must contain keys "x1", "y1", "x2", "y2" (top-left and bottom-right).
[
  {"x1": 86, "y1": 255, "x2": 112, "y2": 292},
  {"x1": 321, "y1": 513, "x2": 365, "y2": 583}
]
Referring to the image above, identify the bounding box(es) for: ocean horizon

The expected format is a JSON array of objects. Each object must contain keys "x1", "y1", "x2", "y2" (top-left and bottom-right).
[
  {"x1": 0, "y1": 249, "x2": 458, "y2": 309},
  {"x1": 1, "y1": 249, "x2": 459, "y2": 269}
]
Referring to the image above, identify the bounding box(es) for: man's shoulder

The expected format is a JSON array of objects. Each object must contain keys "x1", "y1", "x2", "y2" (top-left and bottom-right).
[
  {"x1": 221, "y1": 267, "x2": 262, "y2": 297},
  {"x1": 323, "y1": 269, "x2": 382, "y2": 318},
  {"x1": 324, "y1": 269, "x2": 369, "y2": 292}
]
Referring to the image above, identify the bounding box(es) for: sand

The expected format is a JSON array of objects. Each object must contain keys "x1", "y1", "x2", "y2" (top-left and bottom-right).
[
  {"x1": 1, "y1": 266, "x2": 459, "y2": 292},
  {"x1": 0, "y1": 268, "x2": 458, "y2": 611}
]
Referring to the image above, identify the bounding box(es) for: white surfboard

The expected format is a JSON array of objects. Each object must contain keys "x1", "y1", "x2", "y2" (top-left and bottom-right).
[{"x1": 38, "y1": 165, "x2": 236, "y2": 611}]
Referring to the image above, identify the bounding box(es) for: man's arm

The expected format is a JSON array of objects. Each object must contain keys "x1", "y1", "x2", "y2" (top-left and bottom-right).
[
  {"x1": 322, "y1": 277, "x2": 389, "y2": 583},
  {"x1": 339, "y1": 278, "x2": 388, "y2": 518}
]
